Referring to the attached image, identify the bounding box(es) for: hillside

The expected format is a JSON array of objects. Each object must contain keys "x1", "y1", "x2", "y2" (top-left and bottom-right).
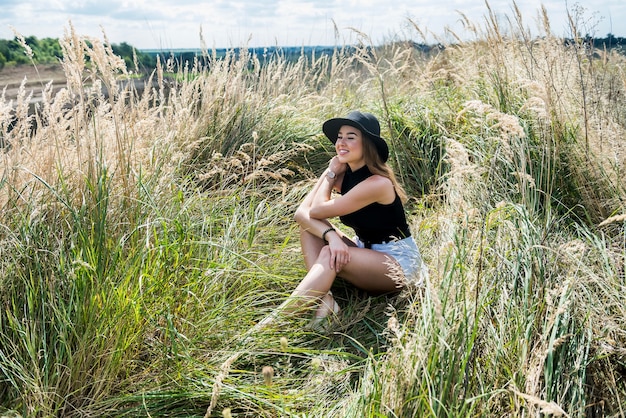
[{"x1": 0, "y1": 63, "x2": 66, "y2": 102}]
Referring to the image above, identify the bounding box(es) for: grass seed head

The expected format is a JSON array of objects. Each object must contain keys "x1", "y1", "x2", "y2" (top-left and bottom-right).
[
  {"x1": 311, "y1": 357, "x2": 322, "y2": 370},
  {"x1": 262, "y1": 366, "x2": 274, "y2": 386}
]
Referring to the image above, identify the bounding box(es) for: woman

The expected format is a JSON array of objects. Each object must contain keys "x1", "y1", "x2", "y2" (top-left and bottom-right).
[{"x1": 287, "y1": 110, "x2": 425, "y2": 325}]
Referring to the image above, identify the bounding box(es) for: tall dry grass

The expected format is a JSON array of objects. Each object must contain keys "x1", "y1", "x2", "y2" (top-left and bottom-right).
[{"x1": 1, "y1": 2, "x2": 626, "y2": 416}]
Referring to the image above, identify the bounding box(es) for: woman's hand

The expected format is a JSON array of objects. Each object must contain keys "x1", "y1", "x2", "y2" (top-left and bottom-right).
[
  {"x1": 328, "y1": 156, "x2": 347, "y2": 176},
  {"x1": 327, "y1": 233, "x2": 350, "y2": 272}
]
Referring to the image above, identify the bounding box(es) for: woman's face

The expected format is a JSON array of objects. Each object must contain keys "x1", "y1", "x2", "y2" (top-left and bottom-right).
[{"x1": 335, "y1": 125, "x2": 365, "y2": 168}]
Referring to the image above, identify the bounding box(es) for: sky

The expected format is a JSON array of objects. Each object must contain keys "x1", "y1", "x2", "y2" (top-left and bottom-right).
[{"x1": 1, "y1": 0, "x2": 625, "y2": 50}]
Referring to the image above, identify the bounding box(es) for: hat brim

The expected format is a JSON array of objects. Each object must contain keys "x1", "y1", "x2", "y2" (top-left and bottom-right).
[{"x1": 322, "y1": 118, "x2": 389, "y2": 162}]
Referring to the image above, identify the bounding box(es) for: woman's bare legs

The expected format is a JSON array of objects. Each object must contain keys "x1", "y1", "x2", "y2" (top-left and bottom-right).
[
  {"x1": 288, "y1": 227, "x2": 402, "y2": 317},
  {"x1": 299, "y1": 225, "x2": 327, "y2": 271},
  {"x1": 257, "y1": 228, "x2": 402, "y2": 328},
  {"x1": 256, "y1": 228, "x2": 330, "y2": 328}
]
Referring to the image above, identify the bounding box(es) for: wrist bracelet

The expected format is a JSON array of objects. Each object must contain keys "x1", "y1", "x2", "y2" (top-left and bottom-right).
[{"x1": 322, "y1": 227, "x2": 335, "y2": 243}]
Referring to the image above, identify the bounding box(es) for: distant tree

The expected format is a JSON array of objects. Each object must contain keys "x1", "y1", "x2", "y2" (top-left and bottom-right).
[
  {"x1": 111, "y1": 42, "x2": 155, "y2": 72},
  {"x1": 112, "y1": 42, "x2": 135, "y2": 69},
  {"x1": 0, "y1": 36, "x2": 156, "y2": 70},
  {"x1": 7, "y1": 38, "x2": 30, "y2": 64},
  {"x1": 40, "y1": 37, "x2": 63, "y2": 62},
  {"x1": 589, "y1": 33, "x2": 626, "y2": 50},
  {"x1": 25, "y1": 35, "x2": 40, "y2": 49},
  {"x1": 0, "y1": 40, "x2": 9, "y2": 64}
]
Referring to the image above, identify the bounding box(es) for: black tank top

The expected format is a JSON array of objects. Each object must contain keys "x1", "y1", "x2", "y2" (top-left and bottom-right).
[{"x1": 339, "y1": 165, "x2": 411, "y2": 244}]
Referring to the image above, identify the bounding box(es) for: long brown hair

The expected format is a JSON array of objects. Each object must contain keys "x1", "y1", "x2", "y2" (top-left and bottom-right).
[{"x1": 362, "y1": 134, "x2": 408, "y2": 202}]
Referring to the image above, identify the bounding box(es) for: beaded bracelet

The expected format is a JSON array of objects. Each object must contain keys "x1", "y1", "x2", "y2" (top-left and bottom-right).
[{"x1": 321, "y1": 227, "x2": 335, "y2": 243}]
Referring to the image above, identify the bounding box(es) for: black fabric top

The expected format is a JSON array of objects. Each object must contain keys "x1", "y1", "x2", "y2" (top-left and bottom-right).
[{"x1": 339, "y1": 165, "x2": 411, "y2": 244}]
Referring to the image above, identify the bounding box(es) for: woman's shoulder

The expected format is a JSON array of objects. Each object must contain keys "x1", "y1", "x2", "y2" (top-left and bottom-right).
[
  {"x1": 363, "y1": 173, "x2": 393, "y2": 187},
  {"x1": 352, "y1": 174, "x2": 395, "y2": 203}
]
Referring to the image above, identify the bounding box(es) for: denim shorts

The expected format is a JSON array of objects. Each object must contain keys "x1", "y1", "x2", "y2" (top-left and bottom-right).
[{"x1": 355, "y1": 236, "x2": 427, "y2": 286}]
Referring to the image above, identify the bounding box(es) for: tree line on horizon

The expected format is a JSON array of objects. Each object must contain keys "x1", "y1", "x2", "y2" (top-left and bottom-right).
[
  {"x1": 0, "y1": 36, "x2": 154, "y2": 71},
  {"x1": 1, "y1": 33, "x2": 625, "y2": 73}
]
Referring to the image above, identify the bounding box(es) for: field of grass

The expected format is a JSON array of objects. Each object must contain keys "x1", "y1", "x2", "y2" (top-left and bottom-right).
[{"x1": 1, "y1": 6, "x2": 626, "y2": 418}]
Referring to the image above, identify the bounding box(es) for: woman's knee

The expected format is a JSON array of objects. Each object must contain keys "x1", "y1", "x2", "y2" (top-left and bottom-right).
[{"x1": 316, "y1": 245, "x2": 332, "y2": 264}]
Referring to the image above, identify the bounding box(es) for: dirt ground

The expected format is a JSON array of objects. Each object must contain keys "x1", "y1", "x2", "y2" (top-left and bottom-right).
[{"x1": 0, "y1": 64, "x2": 67, "y2": 101}]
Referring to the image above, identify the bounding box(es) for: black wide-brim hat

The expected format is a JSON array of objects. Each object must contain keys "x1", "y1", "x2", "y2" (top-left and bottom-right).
[{"x1": 322, "y1": 110, "x2": 389, "y2": 162}]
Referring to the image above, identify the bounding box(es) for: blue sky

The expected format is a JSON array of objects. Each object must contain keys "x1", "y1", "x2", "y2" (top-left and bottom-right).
[{"x1": 1, "y1": 0, "x2": 624, "y2": 50}]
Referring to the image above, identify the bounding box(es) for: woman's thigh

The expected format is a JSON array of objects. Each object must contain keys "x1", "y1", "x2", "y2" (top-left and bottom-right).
[{"x1": 339, "y1": 247, "x2": 404, "y2": 294}]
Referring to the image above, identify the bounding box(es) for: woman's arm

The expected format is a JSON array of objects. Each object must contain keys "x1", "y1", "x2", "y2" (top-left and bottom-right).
[
  {"x1": 294, "y1": 157, "x2": 349, "y2": 240},
  {"x1": 294, "y1": 168, "x2": 340, "y2": 239},
  {"x1": 309, "y1": 174, "x2": 395, "y2": 220},
  {"x1": 294, "y1": 163, "x2": 352, "y2": 272}
]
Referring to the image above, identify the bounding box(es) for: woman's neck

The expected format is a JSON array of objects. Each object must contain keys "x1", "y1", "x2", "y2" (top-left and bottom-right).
[{"x1": 348, "y1": 161, "x2": 366, "y2": 172}]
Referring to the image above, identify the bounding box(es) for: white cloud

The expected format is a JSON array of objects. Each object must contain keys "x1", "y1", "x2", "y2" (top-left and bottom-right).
[{"x1": 1, "y1": 0, "x2": 624, "y2": 49}]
